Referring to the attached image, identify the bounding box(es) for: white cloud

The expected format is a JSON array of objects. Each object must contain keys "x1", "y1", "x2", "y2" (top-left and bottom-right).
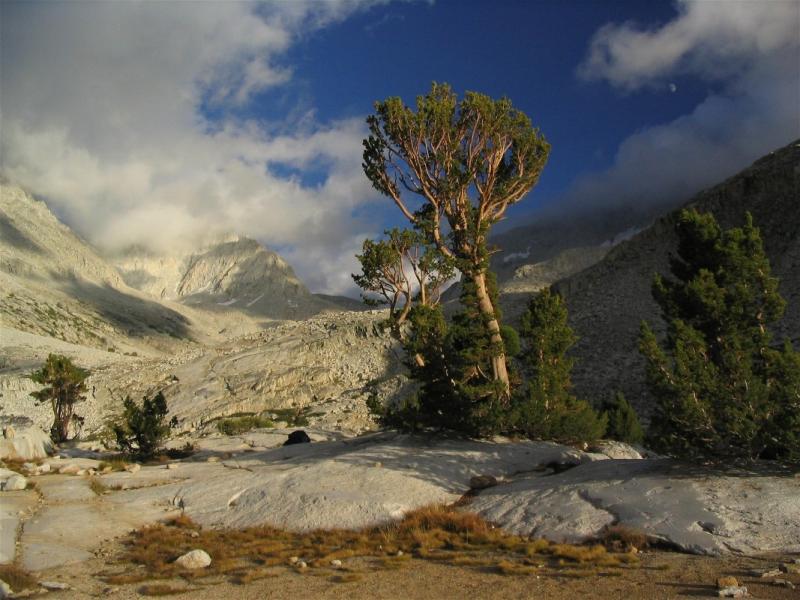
[
  {"x1": 579, "y1": 0, "x2": 799, "y2": 90},
  {"x1": 0, "y1": 0, "x2": 395, "y2": 295},
  {"x1": 559, "y1": 0, "x2": 800, "y2": 219}
]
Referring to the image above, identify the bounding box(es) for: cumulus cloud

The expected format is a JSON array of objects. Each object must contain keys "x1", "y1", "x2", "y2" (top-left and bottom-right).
[
  {"x1": 0, "y1": 0, "x2": 395, "y2": 295},
  {"x1": 559, "y1": 0, "x2": 799, "y2": 219}
]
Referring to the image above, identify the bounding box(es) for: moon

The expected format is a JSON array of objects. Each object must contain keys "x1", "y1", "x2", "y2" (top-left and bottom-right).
[{"x1": 669, "y1": 83, "x2": 677, "y2": 93}]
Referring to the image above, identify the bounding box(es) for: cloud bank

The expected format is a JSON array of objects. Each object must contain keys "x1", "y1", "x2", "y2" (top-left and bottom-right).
[
  {"x1": 0, "y1": 1, "x2": 392, "y2": 295},
  {"x1": 560, "y1": 0, "x2": 799, "y2": 218}
]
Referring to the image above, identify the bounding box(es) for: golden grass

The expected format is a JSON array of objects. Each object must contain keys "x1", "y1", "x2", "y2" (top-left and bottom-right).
[
  {"x1": 0, "y1": 564, "x2": 38, "y2": 591},
  {"x1": 139, "y1": 583, "x2": 197, "y2": 596},
  {"x1": 108, "y1": 505, "x2": 640, "y2": 588}
]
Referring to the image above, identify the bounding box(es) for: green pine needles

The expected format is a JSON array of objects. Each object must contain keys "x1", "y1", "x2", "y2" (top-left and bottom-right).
[
  {"x1": 29, "y1": 353, "x2": 89, "y2": 443},
  {"x1": 640, "y1": 209, "x2": 800, "y2": 460},
  {"x1": 114, "y1": 391, "x2": 178, "y2": 460},
  {"x1": 512, "y1": 288, "x2": 607, "y2": 444}
]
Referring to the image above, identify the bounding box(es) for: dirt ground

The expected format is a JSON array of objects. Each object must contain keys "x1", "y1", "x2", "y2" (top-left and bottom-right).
[{"x1": 26, "y1": 547, "x2": 800, "y2": 599}]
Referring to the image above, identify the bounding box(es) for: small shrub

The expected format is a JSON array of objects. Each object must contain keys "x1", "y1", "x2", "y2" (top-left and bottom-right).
[
  {"x1": 113, "y1": 391, "x2": 177, "y2": 460},
  {"x1": 596, "y1": 524, "x2": 648, "y2": 552}
]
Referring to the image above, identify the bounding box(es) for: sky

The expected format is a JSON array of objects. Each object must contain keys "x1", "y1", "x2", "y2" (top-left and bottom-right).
[{"x1": 1, "y1": 0, "x2": 798, "y2": 296}]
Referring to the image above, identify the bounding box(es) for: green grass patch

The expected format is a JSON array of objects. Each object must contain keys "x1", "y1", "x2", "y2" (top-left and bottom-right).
[{"x1": 217, "y1": 415, "x2": 275, "y2": 436}]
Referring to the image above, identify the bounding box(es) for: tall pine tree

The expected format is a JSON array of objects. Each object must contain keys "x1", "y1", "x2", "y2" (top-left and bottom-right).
[
  {"x1": 640, "y1": 209, "x2": 800, "y2": 460},
  {"x1": 513, "y1": 287, "x2": 606, "y2": 444}
]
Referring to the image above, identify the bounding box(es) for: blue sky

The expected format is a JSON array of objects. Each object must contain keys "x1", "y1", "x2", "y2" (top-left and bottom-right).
[{"x1": 2, "y1": 1, "x2": 798, "y2": 294}]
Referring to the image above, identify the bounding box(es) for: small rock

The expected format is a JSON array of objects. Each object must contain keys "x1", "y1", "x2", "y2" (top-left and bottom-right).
[
  {"x1": 102, "y1": 466, "x2": 113, "y2": 473},
  {"x1": 330, "y1": 559, "x2": 342, "y2": 568},
  {"x1": 3, "y1": 426, "x2": 15, "y2": 440},
  {"x1": 717, "y1": 576, "x2": 739, "y2": 589},
  {"x1": 206, "y1": 456, "x2": 220, "y2": 463},
  {"x1": 296, "y1": 561, "x2": 307, "y2": 569},
  {"x1": 40, "y1": 581, "x2": 70, "y2": 591},
  {"x1": 76, "y1": 469, "x2": 86, "y2": 476},
  {"x1": 396, "y1": 550, "x2": 404, "y2": 557},
  {"x1": 469, "y1": 475, "x2": 498, "y2": 490},
  {"x1": 751, "y1": 568, "x2": 782, "y2": 578},
  {"x1": 124, "y1": 463, "x2": 141, "y2": 474},
  {"x1": 0, "y1": 578, "x2": 12, "y2": 599},
  {"x1": 166, "y1": 463, "x2": 178, "y2": 470},
  {"x1": 58, "y1": 463, "x2": 81, "y2": 475},
  {"x1": 283, "y1": 430, "x2": 311, "y2": 446},
  {"x1": 189, "y1": 531, "x2": 200, "y2": 538},
  {"x1": 718, "y1": 586, "x2": 748, "y2": 598},
  {"x1": 288, "y1": 556, "x2": 299, "y2": 565},
  {"x1": 773, "y1": 579, "x2": 796, "y2": 589},
  {"x1": 174, "y1": 549, "x2": 212, "y2": 569}
]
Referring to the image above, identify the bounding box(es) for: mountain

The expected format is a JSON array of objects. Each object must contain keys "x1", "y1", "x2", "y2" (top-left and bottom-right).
[
  {"x1": 553, "y1": 140, "x2": 800, "y2": 417},
  {"x1": 0, "y1": 183, "x2": 207, "y2": 355},
  {"x1": 113, "y1": 235, "x2": 335, "y2": 321}
]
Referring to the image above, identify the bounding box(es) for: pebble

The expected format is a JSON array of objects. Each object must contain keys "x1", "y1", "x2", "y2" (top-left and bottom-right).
[
  {"x1": 330, "y1": 559, "x2": 342, "y2": 568},
  {"x1": 288, "y1": 556, "x2": 299, "y2": 565},
  {"x1": 166, "y1": 463, "x2": 178, "y2": 470},
  {"x1": 297, "y1": 561, "x2": 307, "y2": 569},
  {"x1": 40, "y1": 581, "x2": 70, "y2": 591},
  {"x1": 124, "y1": 463, "x2": 141, "y2": 474},
  {"x1": 717, "y1": 586, "x2": 748, "y2": 598}
]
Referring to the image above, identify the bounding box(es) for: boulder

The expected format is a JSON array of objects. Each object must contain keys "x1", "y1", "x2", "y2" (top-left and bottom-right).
[
  {"x1": 588, "y1": 440, "x2": 644, "y2": 460},
  {"x1": 0, "y1": 469, "x2": 27, "y2": 491},
  {"x1": 283, "y1": 430, "x2": 311, "y2": 446},
  {"x1": 0, "y1": 427, "x2": 52, "y2": 461},
  {"x1": 174, "y1": 549, "x2": 211, "y2": 569}
]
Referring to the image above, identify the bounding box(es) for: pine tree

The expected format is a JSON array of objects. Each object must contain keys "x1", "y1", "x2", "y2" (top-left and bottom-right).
[
  {"x1": 400, "y1": 272, "x2": 513, "y2": 436},
  {"x1": 603, "y1": 392, "x2": 644, "y2": 445},
  {"x1": 113, "y1": 391, "x2": 177, "y2": 459},
  {"x1": 513, "y1": 288, "x2": 607, "y2": 444},
  {"x1": 29, "y1": 354, "x2": 89, "y2": 443},
  {"x1": 364, "y1": 83, "x2": 550, "y2": 397},
  {"x1": 640, "y1": 209, "x2": 800, "y2": 459}
]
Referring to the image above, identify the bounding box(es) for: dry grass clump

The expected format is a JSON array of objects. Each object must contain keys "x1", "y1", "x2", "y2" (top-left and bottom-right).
[
  {"x1": 596, "y1": 524, "x2": 649, "y2": 552},
  {"x1": 0, "y1": 564, "x2": 38, "y2": 591},
  {"x1": 107, "y1": 505, "x2": 640, "y2": 589},
  {"x1": 139, "y1": 583, "x2": 197, "y2": 596}
]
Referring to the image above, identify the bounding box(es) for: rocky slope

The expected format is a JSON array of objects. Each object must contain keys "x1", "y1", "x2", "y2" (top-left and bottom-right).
[
  {"x1": 0, "y1": 183, "x2": 213, "y2": 355},
  {"x1": 554, "y1": 140, "x2": 800, "y2": 416},
  {"x1": 113, "y1": 235, "x2": 345, "y2": 320}
]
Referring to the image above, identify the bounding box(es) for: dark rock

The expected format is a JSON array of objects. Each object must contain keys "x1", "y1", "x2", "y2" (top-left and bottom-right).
[
  {"x1": 284, "y1": 430, "x2": 311, "y2": 446},
  {"x1": 469, "y1": 475, "x2": 498, "y2": 490}
]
